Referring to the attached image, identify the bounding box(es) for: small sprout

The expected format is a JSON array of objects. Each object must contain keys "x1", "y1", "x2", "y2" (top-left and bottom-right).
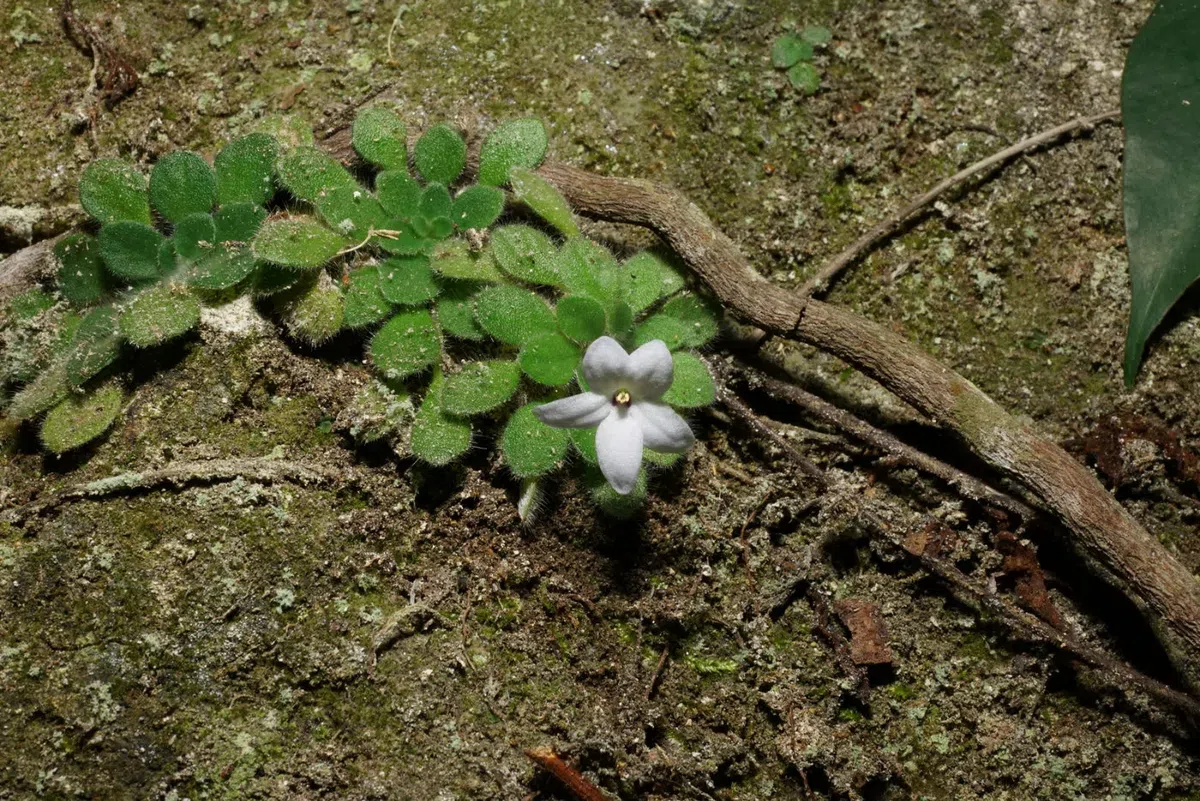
[
  {"x1": 213, "y1": 202, "x2": 268, "y2": 243},
  {"x1": 281, "y1": 272, "x2": 344, "y2": 344},
  {"x1": 519, "y1": 332, "x2": 581, "y2": 386},
  {"x1": 414, "y1": 124, "x2": 467, "y2": 186},
  {"x1": 342, "y1": 266, "x2": 394, "y2": 329},
  {"x1": 431, "y1": 241, "x2": 504, "y2": 283},
  {"x1": 451, "y1": 185, "x2": 505, "y2": 231},
  {"x1": 65, "y1": 306, "x2": 121, "y2": 387},
  {"x1": 376, "y1": 170, "x2": 422, "y2": 218},
  {"x1": 473, "y1": 284, "x2": 557, "y2": 346},
  {"x1": 55, "y1": 233, "x2": 108, "y2": 306},
  {"x1": 352, "y1": 107, "x2": 408, "y2": 171},
  {"x1": 509, "y1": 167, "x2": 579, "y2": 238},
  {"x1": 556, "y1": 295, "x2": 607, "y2": 343},
  {"x1": 660, "y1": 352, "x2": 716, "y2": 408},
  {"x1": 435, "y1": 282, "x2": 486, "y2": 340},
  {"x1": 369, "y1": 309, "x2": 440, "y2": 379},
  {"x1": 214, "y1": 133, "x2": 279, "y2": 206},
  {"x1": 478, "y1": 118, "x2": 548, "y2": 187},
  {"x1": 314, "y1": 185, "x2": 387, "y2": 237},
  {"x1": 624, "y1": 250, "x2": 686, "y2": 314},
  {"x1": 771, "y1": 33, "x2": 814, "y2": 68},
  {"x1": 7, "y1": 363, "x2": 70, "y2": 421},
  {"x1": 501, "y1": 402, "x2": 571, "y2": 478},
  {"x1": 410, "y1": 372, "x2": 472, "y2": 465},
  {"x1": 787, "y1": 62, "x2": 822, "y2": 95},
  {"x1": 187, "y1": 243, "x2": 257, "y2": 291},
  {"x1": 418, "y1": 183, "x2": 453, "y2": 220},
  {"x1": 275, "y1": 146, "x2": 357, "y2": 203},
  {"x1": 440, "y1": 360, "x2": 522, "y2": 415},
  {"x1": 491, "y1": 224, "x2": 562, "y2": 286},
  {"x1": 120, "y1": 283, "x2": 202, "y2": 347},
  {"x1": 79, "y1": 159, "x2": 151, "y2": 225},
  {"x1": 377, "y1": 255, "x2": 440, "y2": 306},
  {"x1": 173, "y1": 212, "x2": 218, "y2": 261},
  {"x1": 40, "y1": 381, "x2": 124, "y2": 453},
  {"x1": 98, "y1": 221, "x2": 164, "y2": 282},
  {"x1": 252, "y1": 217, "x2": 348, "y2": 269},
  {"x1": 149, "y1": 151, "x2": 217, "y2": 223}
]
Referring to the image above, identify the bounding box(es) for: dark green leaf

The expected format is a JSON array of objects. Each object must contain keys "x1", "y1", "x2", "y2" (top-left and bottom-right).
[
  {"x1": 556, "y1": 295, "x2": 606, "y2": 343},
  {"x1": 315, "y1": 185, "x2": 387, "y2": 238},
  {"x1": 187, "y1": 242, "x2": 257, "y2": 290},
  {"x1": 55, "y1": 233, "x2": 108, "y2": 305},
  {"x1": 431, "y1": 240, "x2": 505, "y2": 282},
  {"x1": 150, "y1": 151, "x2": 217, "y2": 223},
  {"x1": 441, "y1": 360, "x2": 521, "y2": 415},
  {"x1": 378, "y1": 255, "x2": 440, "y2": 306},
  {"x1": 215, "y1": 133, "x2": 278, "y2": 206},
  {"x1": 343, "y1": 266, "x2": 394, "y2": 328},
  {"x1": 252, "y1": 218, "x2": 347, "y2": 268},
  {"x1": 661, "y1": 351, "x2": 716, "y2": 408},
  {"x1": 451, "y1": 185, "x2": 505, "y2": 231},
  {"x1": 436, "y1": 282, "x2": 485, "y2": 340},
  {"x1": 418, "y1": 183, "x2": 453, "y2": 220},
  {"x1": 414, "y1": 124, "x2": 466, "y2": 185},
  {"x1": 410, "y1": 375, "x2": 471, "y2": 465},
  {"x1": 377, "y1": 170, "x2": 421, "y2": 218},
  {"x1": 120, "y1": 283, "x2": 201, "y2": 347},
  {"x1": 352, "y1": 107, "x2": 408, "y2": 170},
  {"x1": 173, "y1": 212, "x2": 217, "y2": 261},
  {"x1": 370, "y1": 309, "x2": 440, "y2": 380},
  {"x1": 65, "y1": 306, "x2": 121, "y2": 387},
  {"x1": 491, "y1": 224, "x2": 561, "y2": 286},
  {"x1": 518, "y1": 332, "x2": 581, "y2": 386},
  {"x1": 79, "y1": 159, "x2": 151, "y2": 225},
  {"x1": 473, "y1": 284, "x2": 557, "y2": 346},
  {"x1": 787, "y1": 62, "x2": 821, "y2": 95},
  {"x1": 98, "y1": 221, "x2": 164, "y2": 282},
  {"x1": 501, "y1": 402, "x2": 571, "y2": 478},
  {"x1": 509, "y1": 167, "x2": 578, "y2": 237},
  {"x1": 41, "y1": 382, "x2": 123, "y2": 454},
  {"x1": 478, "y1": 118, "x2": 548, "y2": 186},
  {"x1": 213, "y1": 202, "x2": 268, "y2": 243},
  {"x1": 276, "y1": 147, "x2": 357, "y2": 203}
]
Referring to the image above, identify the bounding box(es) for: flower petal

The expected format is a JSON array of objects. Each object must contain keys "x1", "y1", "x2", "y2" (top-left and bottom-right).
[
  {"x1": 633, "y1": 401, "x2": 694, "y2": 453},
  {"x1": 533, "y1": 392, "x2": 612, "y2": 428},
  {"x1": 596, "y1": 407, "x2": 643, "y2": 494},
  {"x1": 581, "y1": 336, "x2": 630, "y2": 396},
  {"x1": 626, "y1": 339, "x2": 674, "y2": 400}
]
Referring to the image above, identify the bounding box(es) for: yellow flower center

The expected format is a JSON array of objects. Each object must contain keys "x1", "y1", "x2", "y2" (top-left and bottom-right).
[{"x1": 613, "y1": 389, "x2": 632, "y2": 406}]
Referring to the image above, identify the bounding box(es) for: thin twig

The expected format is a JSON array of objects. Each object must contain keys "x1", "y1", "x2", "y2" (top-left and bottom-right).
[
  {"x1": 713, "y1": 374, "x2": 827, "y2": 490},
  {"x1": 797, "y1": 109, "x2": 1120, "y2": 297},
  {"x1": 646, "y1": 644, "x2": 670, "y2": 700},
  {"x1": 524, "y1": 748, "x2": 612, "y2": 801}
]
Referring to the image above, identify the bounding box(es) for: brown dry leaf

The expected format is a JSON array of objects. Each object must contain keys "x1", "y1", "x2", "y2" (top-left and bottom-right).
[{"x1": 832, "y1": 598, "x2": 894, "y2": 666}]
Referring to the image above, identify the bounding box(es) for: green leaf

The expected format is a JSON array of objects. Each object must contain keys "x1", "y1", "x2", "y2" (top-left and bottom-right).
[
  {"x1": 556, "y1": 295, "x2": 606, "y2": 343},
  {"x1": 633, "y1": 313, "x2": 692, "y2": 351},
  {"x1": 375, "y1": 223, "x2": 434, "y2": 256},
  {"x1": 343, "y1": 266, "x2": 394, "y2": 328},
  {"x1": 173, "y1": 212, "x2": 218, "y2": 261},
  {"x1": 772, "y1": 33, "x2": 813, "y2": 68},
  {"x1": 252, "y1": 218, "x2": 347, "y2": 268},
  {"x1": 570, "y1": 427, "x2": 598, "y2": 464},
  {"x1": 370, "y1": 309, "x2": 440, "y2": 379},
  {"x1": 250, "y1": 263, "x2": 303, "y2": 297},
  {"x1": 158, "y1": 238, "x2": 178, "y2": 275},
  {"x1": 441, "y1": 360, "x2": 521, "y2": 415},
  {"x1": 1122, "y1": 0, "x2": 1200, "y2": 383},
  {"x1": 584, "y1": 465, "x2": 646, "y2": 518},
  {"x1": 558, "y1": 237, "x2": 624, "y2": 303},
  {"x1": 120, "y1": 283, "x2": 201, "y2": 347},
  {"x1": 65, "y1": 306, "x2": 121, "y2": 387},
  {"x1": 276, "y1": 146, "x2": 357, "y2": 203},
  {"x1": 187, "y1": 242, "x2": 257, "y2": 290},
  {"x1": 473, "y1": 284, "x2": 557, "y2": 346},
  {"x1": 376, "y1": 171, "x2": 422, "y2": 218},
  {"x1": 377, "y1": 255, "x2": 440, "y2": 306},
  {"x1": 213, "y1": 202, "x2": 268, "y2": 243},
  {"x1": 518, "y1": 332, "x2": 581, "y2": 386},
  {"x1": 150, "y1": 151, "x2": 217, "y2": 223},
  {"x1": 418, "y1": 183, "x2": 453, "y2": 220},
  {"x1": 352, "y1": 107, "x2": 408, "y2": 170},
  {"x1": 8, "y1": 289, "x2": 54, "y2": 320},
  {"x1": 660, "y1": 293, "x2": 720, "y2": 347},
  {"x1": 79, "y1": 159, "x2": 151, "y2": 225},
  {"x1": 414, "y1": 124, "x2": 466, "y2": 185},
  {"x1": 281, "y1": 272, "x2": 344, "y2": 344},
  {"x1": 491, "y1": 224, "x2": 562, "y2": 286},
  {"x1": 315, "y1": 185, "x2": 386, "y2": 237},
  {"x1": 624, "y1": 250, "x2": 686, "y2": 313},
  {"x1": 801, "y1": 25, "x2": 832, "y2": 45},
  {"x1": 431, "y1": 240, "x2": 504, "y2": 282},
  {"x1": 55, "y1": 233, "x2": 107, "y2": 305},
  {"x1": 7, "y1": 363, "x2": 70, "y2": 421},
  {"x1": 501, "y1": 402, "x2": 571, "y2": 478},
  {"x1": 451, "y1": 185, "x2": 505, "y2": 231},
  {"x1": 509, "y1": 167, "x2": 579, "y2": 237},
  {"x1": 436, "y1": 282, "x2": 486, "y2": 340},
  {"x1": 40, "y1": 382, "x2": 124, "y2": 453},
  {"x1": 478, "y1": 118, "x2": 548, "y2": 186},
  {"x1": 608, "y1": 300, "x2": 634, "y2": 340},
  {"x1": 787, "y1": 62, "x2": 821, "y2": 95},
  {"x1": 661, "y1": 351, "x2": 715, "y2": 408},
  {"x1": 98, "y1": 221, "x2": 164, "y2": 282},
  {"x1": 215, "y1": 133, "x2": 278, "y2": 206},
  {"x1": 410, "y1": 378, "x2": 472, "y2": 466}
]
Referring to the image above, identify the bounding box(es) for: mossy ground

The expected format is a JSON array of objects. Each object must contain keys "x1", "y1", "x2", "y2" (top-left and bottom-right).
[{"x1": 3, "y1": 0, "x2": 1200, "y2": 798}]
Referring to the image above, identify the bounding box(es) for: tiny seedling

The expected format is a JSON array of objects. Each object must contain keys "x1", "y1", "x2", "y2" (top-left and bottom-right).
[{"x1": 772, "y1": 24, "x2": 832, "y2": 95}]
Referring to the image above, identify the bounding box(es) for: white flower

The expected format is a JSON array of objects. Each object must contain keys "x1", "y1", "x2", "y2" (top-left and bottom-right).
[{"x1": 534, "y1": 336, "x2": 695, "y2": 495}]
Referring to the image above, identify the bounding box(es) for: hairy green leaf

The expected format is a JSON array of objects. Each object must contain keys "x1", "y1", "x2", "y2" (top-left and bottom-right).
[
  {"x1": 661, "y1": 351, "x2": 715, "y2": 408},
  {"x1": 518, "y1": 332, "x2": 581, "y2": 386},
  {"x1": 215, "y1": 133, "x2": 278, "y2": 206},
  {"x1": 377, "y1": 171, "x2": 422, "y2": 218},
  {"x1": 370, "y1": 309, "x2": 440, "y2": 380},
  {"x1": 253, "y1": 218, "x2": 347, "y2": 268},
  {"x1": 558, "y1": 237, "x2": 624, "y2": 305},
  {"x1": 315, "y1": 185, "x2": 386, "y2": 238},
  {"x1": 99, "y1": 221, "x2": 164, "y2": 283},
  {"x1": 474, "y1": 284, "x2": 557, "y2": 346},
  {"x1": 556, "y1": 295, "x2": 606, "y2": 343},
  {"x1": 377, "y1": 255, "x2": 440, "y2": 306},
  {"x1": 150, "y1": 151, "x2": 217, "y2": 223},
  {"x1": 352, "y1": 107, "x2": 408, "y2": 170},
  {"x1": 65, "y1": 306, "x2": 121, "y2": 387},
  {"x1": 41, "y1": 382, "x2": 124, "y2": 454},
  {"x1": 624, "y1": 250, "x2": 686, "y2": 313},
  {"x1": 8, "y1": 363, "x2": 71, "y2": 421},
  {"x1": 660, "y1": 292, "x2": 720, "y2": 347},
  {"x1": 79, "y1": 159, "x2": 151, "y2": 225},
  {"x1": 411, "y1": 377, "x2": 472, "y2": 466},
  {"x1": 501, "y1": 402, "x2": 571, "y2": 478},
  {"x1": 787, "y1": 62, "x2": 821, "y2": 94},
  {"x1": 771, "y1": 33, "x2": 813, "y2": 68},
  {"x1": 491, "y1": 224, "x2": 561, "y2": 286},
  {"x1": 276, "y1": 147, "x2": 357, "y2": 203},
  {"x1": 436, "y1": 282, "x2": 485, "y2": 340},
  {"x1": 213, "y1": 202, "x2": 268, "y2": 244},
  {"x1": 414, "y1": 124, "x2": 466, "y2": 185},
  {"x1": 478, "y1": 118, "x2": 548, "y2": 186},
  {"x1": 451, "y1": 185, "x2": 505, "y2": 231},
  {"x1": 281, "y1": 272, "x2": 344, "y2": 344},
  {"x1": 55, "y1": 233, "x2": 108, "y2": 305},
  {"x1": 343, "y1": 266, "x2": 394, "y2": 328},
  {"x1": 509, "y1": 167, "x2": 579, "y2": 237},
  {"x1": 419, "y1": 183, "x2": 453, "y2": 220},
  {"x1": 441, "y1": 360, "x2": 521, "y2": 415},
  {"x1": 187, "y1": 242, "x2": 257, "y2": 290},
  {"x1": 120, "y1": 283, "x2": 201, "y2": 347},
  {"x1": 431, "y1": 241, "x2": 504, "y2": 282},
  {"x1": 174, "y1": 212, "x2": 218, "y2": 261}
]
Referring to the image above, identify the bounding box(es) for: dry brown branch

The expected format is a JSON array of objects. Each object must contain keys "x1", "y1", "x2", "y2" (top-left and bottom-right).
[
  {"x1": 524, "y1": 747, "x2": 612, "y2": 801},
  {"x1": 796, "y1": 109, "x2": 1121, "y2": 297}
]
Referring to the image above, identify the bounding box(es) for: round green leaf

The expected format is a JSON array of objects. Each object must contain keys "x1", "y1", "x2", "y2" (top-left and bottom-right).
[
  {"x1": 276, "y1": 147, "x2": 357, "y2": 203},
  {"x1": 343, "y1": 266, "x2": 394, "y2": 328},
  {"x1": 282, "y1": 273, "x2": 344, "y2": 344},
  {"x1": 150, "y1": 151, "x2": 217, "y2": 223},
  {"x1": 509, "y1": 167, "x2": 578, "y2": 237},
  {"x1": 633, "y1": 313, "x2": 691, "y2": 351},
  {"x1": 625, "y1": 250, "x2": 686, "y2": 313},
  {"x1": 473, "y1": 284, "x2": 557, "y2": 346},
  {"x1": 441, "y1": 360, "x2": 521, "y2": 415},
  {"x1": 518, "y1": 332, "x2": 581, "y2": 386},
  {"x1": 55, "y1": 233, "x2": 107, "y2": 305},
  {"x1": 501, "y1": 402, "x2": 571, "y2": 478},
  {"x1": 215, "y1": 133, "x2": 278, "y2": 206},
  {"x1": 787, "y1": 62, "x2": 821, "y2": 95},
  {"x1": 376, "y1": 171, "x2": 421, "y2": 218},
  {"x1": 98, "y1": 221, "x2": 164, "y2": 282},
  {"x1": 771, "y1": 33, "x2": 813, "y2": 68},
  {"x1": 79, "y1": 159, "x2": 150, "y2": 225},
  {"x1": 213, "y1": 202, "x2": 268, "y2": 244},
  {"x1": 378, "y1": 255, "x2": 440, "y2": 306},
  {"x1": 418, "y1": 183, "x2": 453, "y2": 220},
  {"x1": 173, "y1": 212, "x2": 217, "y2": 261},
  {"x1": 315, "y1": 185, "x2": 386, "y2": 238},
  {"x1": 253, "y1": 218, "x2": 347, "y2": 269},
  {"x1": 451, "y1": 185, "x2": 505, "y2": 231},
  {"x1": 120, "y1": 283, "x2": 201, "y2": 347},
  {"x1": 411, "y1": 386, "x2": 471, "y2": 466},
  {"x1": 661, "y1": 351, "x2": 715, "y2": 408},
  {"x1": 352, "y1": 107, "x2": 408, "y2": 171},
  {"x1": 65, "y1": 306, "x2": 121, "y2": 387},
  {"x1": 491, "y1": 224, "x2": 561, "y2": 286},
  {"x1": 187, "y1": 242, "x2": 257, "y2": 290},
  {"x1": 558, "y1": 237, "x2": 623, "y2": 302},
  {"x1": 660, "y1": 292, "x2": 720, "y2": 347},
  {"x1": 556, "y1": 295, "x2": 606, "y2": 343},
  {"x1": 370, "y1": 309, "x2": 440, "y2": 380},
  {"x1": 435, "y1": 282, "x2": 485, "y2": 340},
  {"x1": 414, "y1": 124, "x2": 466, "y2": 185},
  {"x1": 478, "y1": 118, "x2": 548, "y2": 187},
  {"x1": 40, "y1": 382, "x2": 124, "y2": 454},
  {"x1": 158, "y1": 238, "x2": 178, "y2": 275}
]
